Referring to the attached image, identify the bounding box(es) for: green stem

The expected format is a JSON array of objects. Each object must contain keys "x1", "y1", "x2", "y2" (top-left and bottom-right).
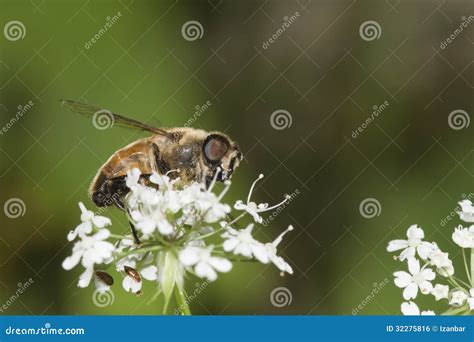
[
  {"x1": 441, "y1": 306, "x2": 467, "y2": 315},
  {"x1": 212, "y1": 250, "x2": 259, "y2": 262},
  {"x1": 174, "y1": 286, "x2": 191, "y2": 315},
  {"x1": 462, "y1": 248, "x2": 472, "y2": 285},
  {"x1": 227, "y1": 212, "x2": 247, "y2": 226},
  {"x1": 189, "y1": 212, "x2": 249, "y2": 243},
  {"x1": 448, "y1": 276, "x2": 465, "y2": 290},
  {"x1": 453, "y1": 276, "x2": 471, "y2": 289},
  {"x1": 471, "y1": 248, "x2": 474, "y2": 287},
  {"x1": 114, "y1": 244, "x2": 163, "y2": 260},
  {"x1": 109, "y1": 233, "x2": 129, "y2": 240},
  {"x1": 192, "y1": 227, "x2": 226, "y2": 242}
]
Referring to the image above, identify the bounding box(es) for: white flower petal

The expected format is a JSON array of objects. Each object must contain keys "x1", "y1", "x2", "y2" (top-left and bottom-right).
[
  {"x1": 67, "y1": 230, "x2": 78, "y2": 242},
  {"x1": 407, "y1": 225, "x2": 424, "y2": 240},
  {"x1": 126, "y1": 168, "x2": 141, "y2": 189},
  {"x1": 78, "y1": 267, "x2": 94, "y2": 288},
  {"x1": 417, "y1": 243, "x2": 434, "y2": 260},
  {"x1": 452, "y1": 226, "x2": 473, "y2": 248},
  {"x1": 431, "y1": 284, "x2": 449, "y2": 301},
  {"x1": 157, "y1": 219, "x2": 174, "y2": 235},
  {"x1": 399, "y1": 247, "x2": 416, "y2": 261},
  {"x1": 419, "y1": 281, "x2": 433, "y2": 294},
  {"x1": 401, "y1": 301, "x2": 419, "y2": 315},
  {"x1": 195, "y1": 262, "x2": 217, "y2": 281},
  {"x1": 92, "y1": 215, "x2": 111, "y2": 228},
  {"x1": 141, "y1": 265, "x2": 158, "y2": 281},
  {"x1": 387, "y1": 239, "x2": 409, "y2": 252},
  {"x1": 408, "y1": 258, "x2": 420, "y2": 275},
  {"x1": 421, "y1": 268, "x2": 436, "y2": 281},
  {"x1": 179, "y1": 247, "x2": 199, "y2": 266},
  {"x1": 223, "y1": 238, "x2": 239, "y2": 252},
  {"x1": 393, "y1": 271, "x2": 412, "y2": 288},
  {"x1": 421, "y1": 310, "x2": 435, "y2": 315},
  {"x1": 403, "y1": 283, "x2": 418, "y2": 300},
  {"x1": 459, "y1": 200, "x2": 474, "y2": 222},
  {"x1": 135, "y1": 219, "x2": 156, "y2": 235},
  {"x1": 93, "y1": 229, "x2": 110, "y2": 241},
  {"x1": 467, "y1": 298, "x2": 474, "y2": 310},
  {"x1": 62, "y1": 251, "x2": 82, "y2": 270},
  {"x1": 251, "y1": 244, "x2": 270, "y2": 264},
  {"x1": 122, "y1": 276, "x2": 142, "y2": 293},
  {"x1": 208, "y1": 257, "x2": 232, "y2": 273},
  {"x1": 234, "y1": 243, "x2": 253, "y2": 258}
]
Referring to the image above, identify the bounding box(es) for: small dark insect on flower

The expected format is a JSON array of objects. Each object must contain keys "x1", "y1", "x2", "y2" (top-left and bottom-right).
[
  {"x1": 95, "y1": 271, "x2": 114, "y2": 286},
  {"x1": 136, "y1": 290, "x2": 144, "y2": 297},
  {"x1": 124, "y1": 266, "x2": 141, "y2": 282}
]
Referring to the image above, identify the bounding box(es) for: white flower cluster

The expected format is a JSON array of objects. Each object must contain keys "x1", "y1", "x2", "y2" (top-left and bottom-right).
[
  {"x1": 387, "y1": 199, "x2": 474, "y2": 315},
  {"x1": 62, "y1": 169, "x2": 294, "y2": 313}
]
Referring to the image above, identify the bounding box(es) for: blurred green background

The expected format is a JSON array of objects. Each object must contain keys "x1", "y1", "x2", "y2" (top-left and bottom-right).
[{"x1": 0, "y1": 0, "x2": 473, "y2": 315}]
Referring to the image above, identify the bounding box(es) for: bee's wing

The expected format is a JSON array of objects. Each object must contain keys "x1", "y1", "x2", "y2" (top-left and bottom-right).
[{"x1": 61, "y1": 99, "x2": 172, "y2": 137}]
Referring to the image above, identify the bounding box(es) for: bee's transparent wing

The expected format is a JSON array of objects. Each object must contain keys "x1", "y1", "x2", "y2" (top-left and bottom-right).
[{"x1": 61, "y1": 99, "x2": 171, "y2": 137}]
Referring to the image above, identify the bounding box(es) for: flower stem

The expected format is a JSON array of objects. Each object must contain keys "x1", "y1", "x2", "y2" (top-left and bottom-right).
[
  {"x1": 227, "y1": 212, "x2": 247, "y2": 226},
  {"x1": 441, "y1": 306, "x2": 467, "y2": 315},
  {"x1": 109, "y1": 233, "x2": 129, "y2": 240},
  {"x1": 447, "y1": 276, "x2": 465, "y2": 290},
  {"x1": 453, "y1": 276, "x2": 471, "y2": 289},
  {"x1": 462, "y1": 248, "x2": 472, "y2": 285},
  {"x1": 114, "y1": 244, "x2": 162, "y2": 260},
  {"x1": 471, "y1": 248, "x2": 474, "y2": 287},
  {"x1": 192, "y1": 227, "x2": 225, "y2": 242},
  {"x1": 174, "y1": 286, "x2": 191, "y2": 315}
]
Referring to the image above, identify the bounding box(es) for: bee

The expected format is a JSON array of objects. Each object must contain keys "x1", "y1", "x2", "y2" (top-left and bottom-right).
[{"x1": 61, "y1": 100, "x2": 243, "y2": 210}]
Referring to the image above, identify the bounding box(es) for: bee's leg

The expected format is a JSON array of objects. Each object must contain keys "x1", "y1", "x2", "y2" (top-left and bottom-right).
[
  {"x1": 151, "y1": 143, "x2": 170, "y2": 175},
  {"x1": 128, "y1": 220, "x2": 141, "y2": 245},
  {"x1": 112, "y1": 195, "x2": 126, "y2": 211},
  {"x1": 106, "y1": 177, "x2": 130, "y2": 210}
]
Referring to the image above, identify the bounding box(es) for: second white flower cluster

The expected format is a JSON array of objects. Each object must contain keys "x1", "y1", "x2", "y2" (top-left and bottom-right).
[{"x1": 387, "y1": 199, "x2": 474, "y2": 315}]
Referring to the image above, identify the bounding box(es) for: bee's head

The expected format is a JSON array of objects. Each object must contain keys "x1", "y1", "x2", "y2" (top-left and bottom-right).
[{"x1": 202, "y1": 133, "x2": 243, "y2": 184}]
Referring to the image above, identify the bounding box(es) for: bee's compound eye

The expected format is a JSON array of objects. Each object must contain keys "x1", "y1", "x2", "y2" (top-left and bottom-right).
[{"x1": 203, "y1": 135, "x2": 229, "y2": 162}]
